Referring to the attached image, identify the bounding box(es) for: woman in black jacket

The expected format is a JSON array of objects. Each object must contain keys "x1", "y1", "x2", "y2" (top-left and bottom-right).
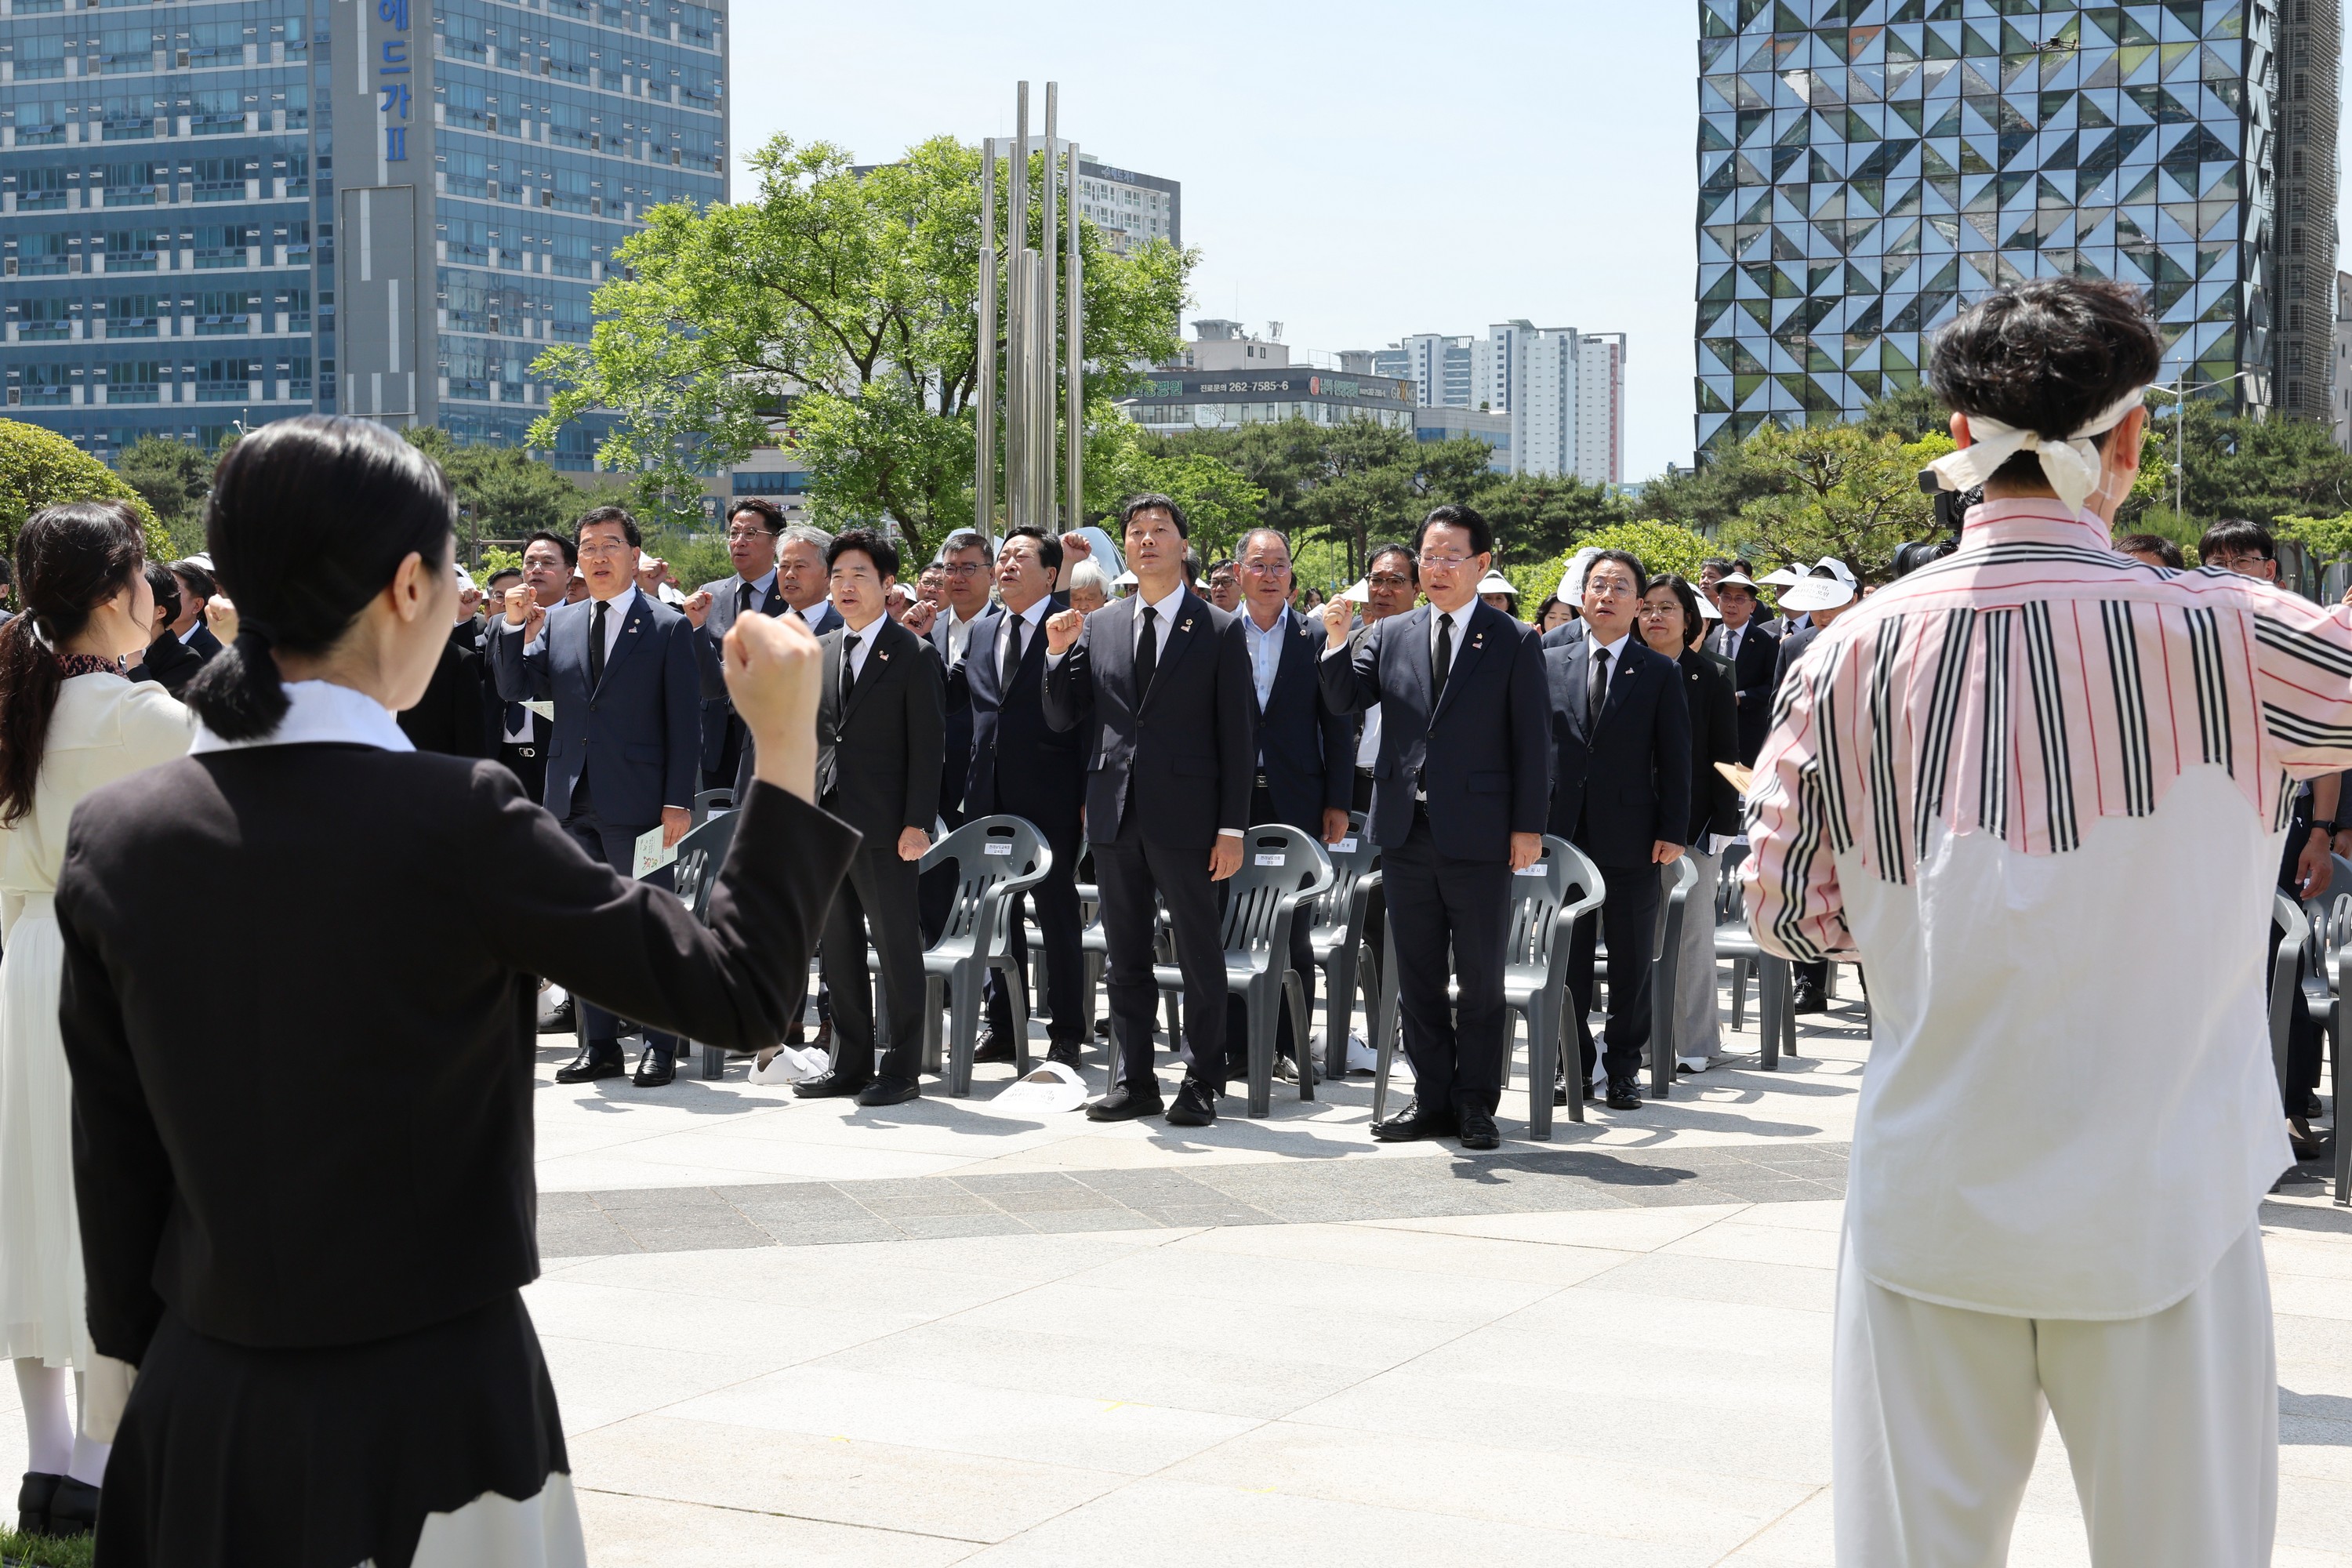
[
  {"x1": 1637, "y1": 572, "x2": 1742, "y2": 1073},
  {"x1": 54, "y1": 416, "x2": 855, "y2": 1568}
]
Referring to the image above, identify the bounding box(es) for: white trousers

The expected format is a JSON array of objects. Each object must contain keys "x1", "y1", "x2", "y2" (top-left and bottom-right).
[{"x1": 1834, "y1": 1221, "x2": 2276, "y2": 1567}]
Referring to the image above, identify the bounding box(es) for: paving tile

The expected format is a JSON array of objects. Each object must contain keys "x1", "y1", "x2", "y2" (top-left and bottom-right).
[{"x1": 575, "y1": 1486, "x2": 978, "y2": 1568}]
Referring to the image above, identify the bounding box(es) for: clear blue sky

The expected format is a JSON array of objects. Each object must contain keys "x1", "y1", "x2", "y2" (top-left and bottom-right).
[{"x1": 730, "y1": 2, "x2": 2352, "y2": 485}]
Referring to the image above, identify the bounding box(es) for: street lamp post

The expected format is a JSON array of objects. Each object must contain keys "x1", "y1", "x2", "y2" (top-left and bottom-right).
[{"x1": 2147, "y1": 365, "x2": 2257, "y2": 524}]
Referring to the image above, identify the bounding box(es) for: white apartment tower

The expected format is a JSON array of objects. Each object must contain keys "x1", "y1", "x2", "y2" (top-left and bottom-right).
[{"x1": 1496, "y1": 322, "x2": 1625, "y2": 485}]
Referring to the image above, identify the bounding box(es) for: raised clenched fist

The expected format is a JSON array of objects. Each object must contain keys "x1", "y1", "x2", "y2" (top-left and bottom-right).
[
  {"x1": 1321, "y1": 595, "x2": 1352, "y2": 649},
  {"x1": 1058, "y1": 532, "x2": 1094, "y2": 564},
  {"x1": 682, "y1": 589, "x2": 713, "y2": 629},
  {"x1": 1045, "y1": 607, "x2": 1085, "y2": 655}
]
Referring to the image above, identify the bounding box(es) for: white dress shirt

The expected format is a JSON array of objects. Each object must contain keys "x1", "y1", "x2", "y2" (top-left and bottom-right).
[
  {"x1": 191, "y1": 679, "x2": 413, "y2": 755},
  {"x1": 796, "y1": 599, "x2": 833, "y2": 631},
  {"x1": 1719, "y1": 621, "x2": 1748, "y2": 660},
  {"x1": 837, "y1": 615, "x2": 884, "y2": 682},
  {"x1": 1131, "y1": 583, "x2": 1188, "y2": 652},
  {"x1": 997, "y1": 596, "x2": 1051, "y2": 681},
  {"x1": 585, "y1": 587, "x2": 641, "y2": 666},
  {"x1": 1426, "y1": 602, "x2": 1472, "y2": 676},
  {"x1": 1241, "y1": 604, "x2": 1289, "y2": 710},
  {"x1": 944, "y1": 604, "x2": 982, "y2": 666},
  {"x1": 728, "y1": 567, "x2": 778, "y2": 611}
]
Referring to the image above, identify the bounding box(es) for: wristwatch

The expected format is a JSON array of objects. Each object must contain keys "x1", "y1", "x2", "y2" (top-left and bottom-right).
[{"x1": 2312, "y1": 819, "x2": 2340, "y2": 835}]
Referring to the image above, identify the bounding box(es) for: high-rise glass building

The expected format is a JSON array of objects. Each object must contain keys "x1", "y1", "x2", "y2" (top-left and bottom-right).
[
  {"x1": 1693, "y1": 0, "x2": 2340, "y2": 458},
  {"x1": 0, "y1": 0, "x2": 728, "y2": 469}
]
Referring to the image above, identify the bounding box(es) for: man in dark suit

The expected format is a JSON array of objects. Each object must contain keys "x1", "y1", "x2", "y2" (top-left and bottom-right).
[
  {"x1": 490, "y1": 505, "x2": 702, "y2": 1087},
  {"x1": 485, "y1": 541, "x2": 570, "y2": 804},
  {"x1": 1545, "y1": 549, "x2": 1692, "y2": 1112},
  {"x1": 778, "y1": 525, "x2": 845, "y2": 638},
  {"x1": 1042, "y1": 494, "x2": 1255, "y2": 1127},
  {"x1": 169, "y1": 558, "x2": 225, "y2": 663},
  {"x1": 397, "y1": 615, "x2": 493, "y2": 758},
  {"x1": 772, "y1": 529, "x2": 946, "y2": 1108},
  {"x1": 920, "y1": 529, "x2": 995, "y2": 946},
  {"x1": 954, "y1": 527, "x2": 1087, "y2": 1067},
  {"x1": 1769, "y1": 562, "x2": 1857, "y2": 1015},
  {"x1": 1319, "y1": 504, "x2": 1550, "y2": 1151},
  {"x1": 1232, "y1": 526, "x2": 1352, "y2": 1076},
  {"x1": 1705, "y1": 568, "x2": 1780, "y2": 765},
  {"x1": 683, "y1": 498, "x2": 788, "y2": 791}
]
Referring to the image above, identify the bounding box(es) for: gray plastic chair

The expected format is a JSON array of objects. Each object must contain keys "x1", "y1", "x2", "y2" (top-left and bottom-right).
[
  {"x1": 1713, "y1": 844, "x2": 1795, "y2": 1069},
  {"x1": 1308, "y1": 811, "x2": 1382, "y2": 1083},
  {"x1": 2274, "y1": 892, "x2": 2309, "y2": 1119},
  {"x1": 1646, "y1": 853, "x2": 1703, "y2": 1097},
  {"x1": 919, "y1": 815, "x2": 1052, "y2": 1096},
  {"x1": 1370, "y1": 835, "x2": 1604, "y2": 1138},
  {"x1": 651, "y1": 808, "x2": 743, "y2": 1082},
  {"x1": 1152, "y1": 824, "x2": 1335, "y2": 1117}
]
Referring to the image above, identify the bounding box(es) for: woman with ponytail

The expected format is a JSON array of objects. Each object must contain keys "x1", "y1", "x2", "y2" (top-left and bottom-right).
[
  {"x1": 0, "y1": 500, "x2": 192, "y2": 1538},
  {"x1": 49, "y1": 416, "x2": 853, "y2": 1567}
]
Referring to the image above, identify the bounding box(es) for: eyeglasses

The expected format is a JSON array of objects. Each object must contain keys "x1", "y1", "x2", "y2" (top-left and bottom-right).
[
  {"x1": 1367, "y1": 572, "x2": 1414, "y2": 590},
  {"x1": 577, "y1": 539, "x2": 634, "y2": 560},
  {"x1": 1241, "y1": 560, "x2": 1290, "y2": 577},
  {"x1": 724, "y1": 526, "x2": 779, "y2": 542},
  {"x1": 941, "y1": 562, "x2": 987, "y2": 578},
  {"x1": 1637, "y1": 602, "x2": 1679, "y2": 618},
  {"x1": 2209, "y1": 552, "x2": 2271, "y2": 571},
  {"x1": 1417, "y1": 552, "x2": 1474, "y2": 569}
]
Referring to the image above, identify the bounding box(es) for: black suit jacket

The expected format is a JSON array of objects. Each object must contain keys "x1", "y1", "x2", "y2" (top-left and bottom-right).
[
  {"x1": 1247, "y1": 608, "x2": 1353, "y2": 833},
  {"x1": 1319, "y1": 600, "x2": 1551, "y2": 862},
  {"x1": 1678, "y1": 647, "x2": 1743, "y2": 843},
  {"x1": 397, "y1": 638, "x2": 493, "y2": 760},
  {"x1": 1040, "y1": 590, "x2": 1255, "y2": 850},
  {"x1": 1708, "y1": 619, "x2": 1781, "y2": 764},
  {"x1": 56, "y1": 754, "x2": 857, "y2": 1360},
  {"x1": 183, "y1": 624, "x2": 224, "y2": 664},
  {"x1": 954, "y1": 597, "x2": 1084, "y2": 829},
  {"x1": 692, "y1": 572, "x2": 786, "y2": 776},
  {"x1": 805, "y1": 615, "x2": 946, "y2": 847},
  {"x1": 127, "y1": 632, "x2": 205, "y2": 697},
  {"x1": 1541, "y1": 634, "x2": 1692, "y2": 866},
  {"x1": 1774, "y1": 620, "x2": 1824, "y2": 694}
]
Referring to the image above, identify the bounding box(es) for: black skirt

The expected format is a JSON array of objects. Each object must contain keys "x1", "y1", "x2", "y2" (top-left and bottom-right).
[{"x1": 94, "y1": 1291, "x2": 576, "y2": 1568}]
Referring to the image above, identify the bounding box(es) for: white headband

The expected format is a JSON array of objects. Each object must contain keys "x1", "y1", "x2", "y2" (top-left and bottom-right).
[{"x1": 1923, "y1": 387, "x2": 2145, "y2": 511}]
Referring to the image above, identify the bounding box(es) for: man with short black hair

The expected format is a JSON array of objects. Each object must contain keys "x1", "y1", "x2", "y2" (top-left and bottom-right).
[
  {"x1": 169, "y1": 558, "x2": 223, "y2": 663},
  {"x1": 1205, "y1": 558, "x2": 1241, "y2": 612},
  {"x1": 1705, "y1": 565, "x2": 1780, "y2": 764},
  {"x1": 784, "y1": 529, "x2": 946, "y2": 1108},
  {"x1": 1319, "y1": 504, "x2": 1551, "y2": 1150},
  {"x1": 1751, "y1": 274, "x2": 2352, "y2": 1565},
  {"x1": 683, "y1": 497, "x2": 789, "y2": 789},
  {"x1": 1044, "y1": 495, "x2": 1255, "y2": 1125},
  {"x1": 2115, "y1": 532, "x2": 2185, "y2": 568},
  {"x1": 492, "y1": 504, "x2": 702, "y2": 1087},
  {"x1": 958, "y1": 527, "x2": 1087, "y2": 1067}
]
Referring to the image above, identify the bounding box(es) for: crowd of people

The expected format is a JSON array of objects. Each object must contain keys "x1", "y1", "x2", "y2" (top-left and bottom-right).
[{"x1": 0, "y1": 274, "x2": 2339, "y2": 1563}]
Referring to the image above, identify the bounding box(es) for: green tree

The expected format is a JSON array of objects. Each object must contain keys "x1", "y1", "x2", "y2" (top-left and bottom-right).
[
  {"x1": 1087, "y1": 419, "x2": 1268, "y2": 561},
  {"x1": 116, "y1": 434, "x2": 220, "y2": 554},
  {"x1": 0, "y1": 420, "x2": 168, "y2": 561},
  {"x1": 401, "y1": 426, "x2": 596, "y2": 564},
  {"x1": 1502, "y1": 521, "x2": 1718, "y2": 608},
  {"x1": 1722, "y1": 426, "x2": 1944, "y2": 580},
  {"x1": 532, "y1": 134, "x2": 1192, "y2": 558},
  {"x1": 1475, "y1": 472, "x2": 1632, "y2": 563}
]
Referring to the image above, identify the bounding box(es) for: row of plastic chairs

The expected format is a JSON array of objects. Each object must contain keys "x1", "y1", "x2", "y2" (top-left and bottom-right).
[{"x1": 2286, "y1": 855, "x2": 2352, "y2": 1205}]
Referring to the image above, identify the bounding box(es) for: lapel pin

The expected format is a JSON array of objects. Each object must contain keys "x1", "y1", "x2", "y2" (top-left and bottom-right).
[
  {"x1": 1181, "y1": 619, "x2": 1194, "y2": 632},
  {"x1": 878, "y1": 650, "x2": 891, "y2": 661}
]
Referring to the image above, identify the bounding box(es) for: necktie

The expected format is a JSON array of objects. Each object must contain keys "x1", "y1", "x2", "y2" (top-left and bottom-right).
[
  {"x1": 736, "y1": 580, "x2": 754, "y2": 621},
  {"x1": 1135, "y1": 605, "x2": 1159, "y2": 699},
  {"x1": 587, "y1": 598, "x2": 608, "y2": 691},
  {"x1": 1002, "y1": 612, "x2": 1023, "y2": 684},
  {"x1": 505, "y1": 700, "x2": 527, "y2": 735},
  {"x1": 1588, "y1": 645, "x2": 1611, "y2": 731},
  {"x1": 840, "y1": 632, "x2": 862, "y2": 703},
  {"x1": 1432, "y1": 612, "x2": 1454, "y2": 704}
]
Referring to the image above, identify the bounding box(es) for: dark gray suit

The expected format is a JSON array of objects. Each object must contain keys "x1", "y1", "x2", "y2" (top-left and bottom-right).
[
  {"x1": 691, "y1": 571, "x2": 785, "y2": 787},
  {"x1": 489, "y1": 588, "x2": 702, "y2": 1061}
]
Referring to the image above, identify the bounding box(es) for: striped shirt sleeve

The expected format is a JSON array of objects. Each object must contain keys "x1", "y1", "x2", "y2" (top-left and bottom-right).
[
  {"x1": 2251, "y1": 593, "x2": 2352, "y2": 778},
  {"x1": 1744, "y1": 639, "x2": 1857, "y2": 964}
]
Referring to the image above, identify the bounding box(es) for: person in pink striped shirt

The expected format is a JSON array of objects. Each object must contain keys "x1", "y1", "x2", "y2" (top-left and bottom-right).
[{"x1": 1746, "y1": 276, "x2": 2352, "y2": 1566}]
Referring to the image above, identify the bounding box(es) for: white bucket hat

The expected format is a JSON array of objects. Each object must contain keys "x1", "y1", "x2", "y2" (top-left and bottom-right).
[
  {"x1": 1555, "y1": 546, "x2": 1602, "y2": 607},
  {"x1": 1475, "y1": 572, "x2": 1518, "y2": 597},
  {"x1": 990, "y1": 1060, "x2": 1091, "y2": 1114},
  {"x1": 1777, "y1": 572, "x2": 1857, "y2": 614}
]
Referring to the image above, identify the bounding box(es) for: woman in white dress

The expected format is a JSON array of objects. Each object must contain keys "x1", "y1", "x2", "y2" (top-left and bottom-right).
[{"x1": 0, "y1": 501, "x2": 193, "y2": 1537}]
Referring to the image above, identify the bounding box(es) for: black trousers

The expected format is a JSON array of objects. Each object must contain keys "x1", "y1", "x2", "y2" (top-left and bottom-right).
[
  {"x1": 918, "y1": 803, "x2": 964, "y2": 949},
  {"x1": 1225, "y1": 785, "x2": 1316, "y2": 1069},
  {"x1": 985, "y1": 804, "x2": 1085, "y2": 1044},
  {"x1": 2279, "y1": 821, "x2": 2325, "y2": 1115},
  {"x1": 1793, "y1": 958, "x2": 1828, "y2": 993},
  {"x1": 1567, "y1": 855, "x2": 1660, "y2": 1084},
  {"x1": 561, "y1": 798, "x2": 677, "y2": 1060},
  {"x1": 1382, "y1": 814, "x2": 1512, "y2": 1119},
  {"x1": 1094, "y1": 822, "x2": 1227, "y2": 1095},
  {"x1": 819, "y1": 844, "x2": 927, "y2": 1083}
]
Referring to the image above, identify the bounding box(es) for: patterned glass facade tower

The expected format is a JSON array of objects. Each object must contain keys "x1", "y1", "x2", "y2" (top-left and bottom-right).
[
  {"x1": 1694, "y1": 1, "x2": 2336, "y2": 458},
  {"x1": 0, "y1": 0, "x2": 726, "y2": 470}
]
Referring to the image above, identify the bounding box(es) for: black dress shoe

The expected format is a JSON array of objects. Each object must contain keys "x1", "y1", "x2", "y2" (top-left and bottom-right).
[
  {"x1": 1086, "y1": 1083, "x2": 1164, "y2": 1121},
  {"x1": 1165, "y1": 1077, "x2": 1218, "y2": 1127},
  {"x1": 858, "y1": 1075, "x2": 920, "y2": 1107},
  {"x1": 45, "y1": 1477, "x2": 96, "y2": 1538},
  {"x1": 17, "y1": 1471, "x2": 57, "y2": 1536},
  {"x1": 1457, "y1": 1109, "x2": 1500, "y2": 1150},
  {"x1": 1045, "y1": 1040, "x2": 1084, "y2": 1069},
  {"x1": 973, "y1": 1029, "x2": 1015, "y2": 1064},
  {"x1": 2304, "y1": 1091, "x2": 2326, "y2": 1118},
  {"x1": 554, "y1": 1047, "x2": 624, "y2": 1084},
  {"x1": 1606, "y1": 1076, "x2": 1642, "y2": 1111},
  {"x1": 632, "y1": 1046, "x2": 676, "y2": 1087},
  {"x1": 1790, "y1": 983, "x2": 1828, "y2": 1015},
  {"x1": 536, "y1": 995, "x2": 575, "y2": 1034},
  {"x1": 1371, "y1": 1100, "x2": 1454, "y2": 1142},
  {"x1": 793, "y1": 1069, "x2": 872, "y2": 1099}
]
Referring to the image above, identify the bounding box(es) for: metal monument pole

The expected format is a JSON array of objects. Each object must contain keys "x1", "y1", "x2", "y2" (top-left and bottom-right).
[
  {"x1": 975, "y1": 138, "x2": 997, "y2": 539},
  {"x1": 976, "y1": 82, "x2": 1080, "y2": 542},
  {"x1": 1065, "y1": 136, "x2": 1083, "y2": 530}
]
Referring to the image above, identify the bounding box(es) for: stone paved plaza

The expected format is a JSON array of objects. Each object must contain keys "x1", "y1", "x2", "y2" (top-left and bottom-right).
[{"x1": 24, "y1": 986, "x2": 2352, "y2": 1563}]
